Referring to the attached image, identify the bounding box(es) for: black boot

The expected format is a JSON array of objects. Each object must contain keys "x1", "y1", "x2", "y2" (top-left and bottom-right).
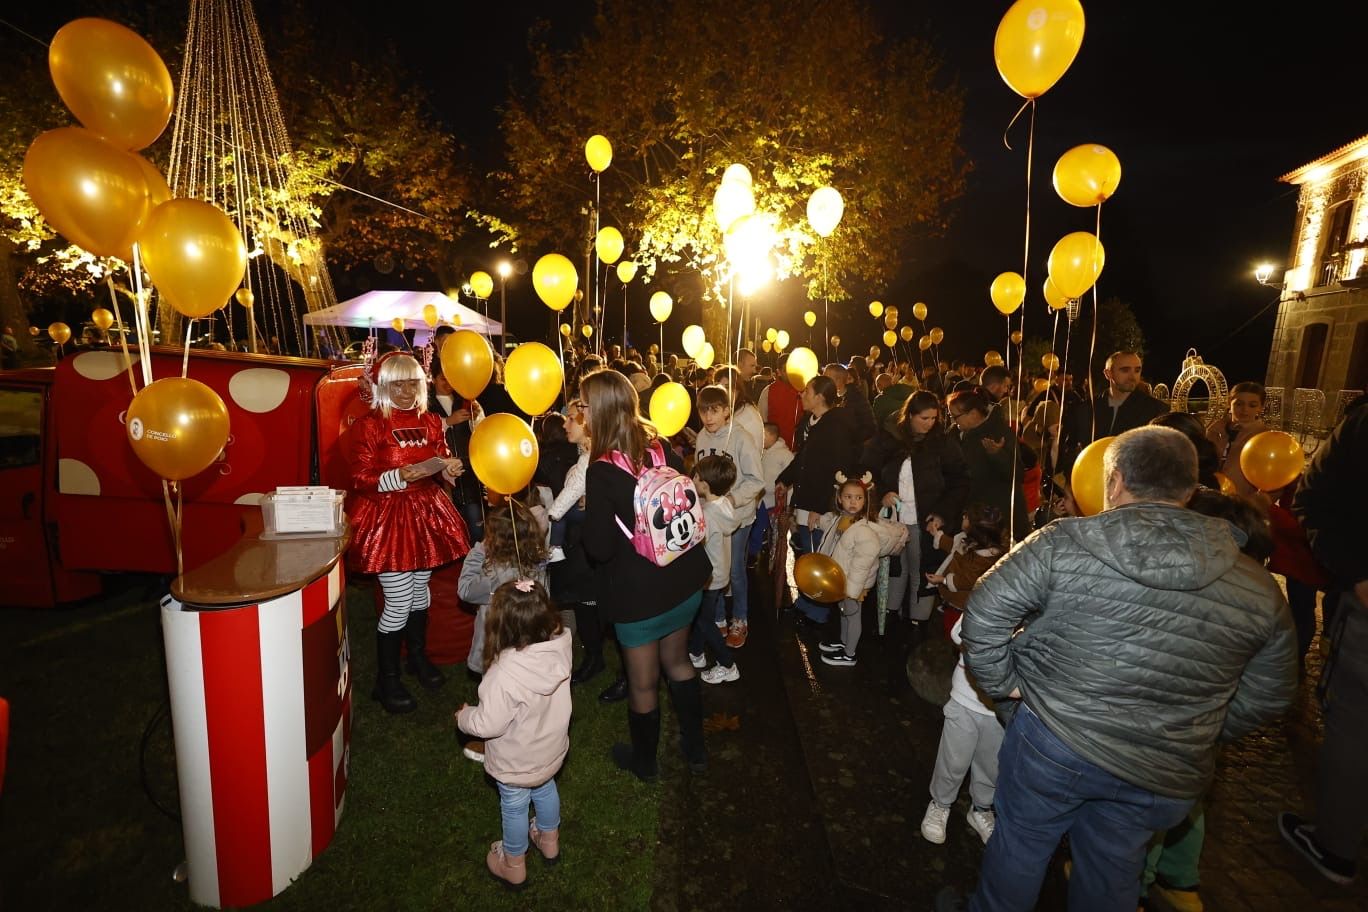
[
  {"x1": 667, "y1": 677, "x2": 707, "y2": 773},
  {"x1": 403, "y1": 611, "x2": 446, "y2": 690},
  {"x1": 598, "y1": 673, "x2": 628, "y2": 704},
  {"x1": 372, "y1": 630, "x2": 417, "y2": 714},
  {"x1": 571, "y1": 649, "x2": 605, "y2": 685},
  {"x1": 611, "y1": 708, "x2": 660, "y2": 781}
]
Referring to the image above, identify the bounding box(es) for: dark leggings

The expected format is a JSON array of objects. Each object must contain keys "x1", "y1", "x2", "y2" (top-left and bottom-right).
[
  {"x1": 624, "y1": 626, "x2": 695, "y2": 714},
  {"x1": 571, "y1": 601, "x2": 605, "y2": 655}
]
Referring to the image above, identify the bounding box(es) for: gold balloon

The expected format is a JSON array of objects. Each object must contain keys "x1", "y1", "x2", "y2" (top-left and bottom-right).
[
  {"x1": 786, "y1": 346, "x2": 820, "y2": 391},
  {"x1": 133, "y1": 154, "x2": 172, "y2": 208},
  {"x1": 585, "y1": 134, "x2": 613, "y2": 173},
  {"x1": 23, "y1": 127, "x2": 153, "y2": 257},
  {"x1": 48, "y1": 322, "x2": 72, "y2": 345},
  {"x1": 1047, "y1": 232, "x2": 1106, "y2": 300},
  {"x1": 682, "y1": 325, "x2": 706, "y2": 359},
  {"x1": 886, "y1": 306, "x2": 899, "y2": 322},
  {"x1": 993, "y1": 0, "x2": 1086, "y2": 99},
  {"x1": 918, "y1": 336, "x2": 932, "y2": 351},
  {"x1": 990, "y1": 271, "x2": 1026, "y2": 315},
  {"x1": 91, "y1": 308, "x2": 114, "y2": 331},
  {"x1": 422, "y1": 303, "x2": 440, "y2": 328},
  {"x1": 649, "y1": 381, "x2": 692, "y2": 436},
  {"x1": 439, "y1": 330, "x2": 494, "y2": 400},
  {"x1": 504, "y1": 342, "x2": 563, "y2": 415},
  {"x1": 1070, "y1": 435, "x2": 1115, "y2": 517},
  {"x1": 559, "y1": 323, "x2": 572, "y2": 337},
  {"x1": 1214, "y1": 472, "x2": 1238, "y2": 496},
  {"x1": 469, "y1": 271, "x2": 494, "y2": 299},
  {"x1": 617, "y1": 261, "x2": 638, "y2": 284},
  {"x1": 883, "y1": 330, "x2": 897, "y2": 348},
  {"x1": 762, "y1": 339, "x2": 773, "y2": 353},
  {"x1": 775, "y1": 330, "x2": 790, "y2": 351},
  {"x1": 532, "y1": 254, "x2": 578, "y2": 312},
  {"x1": 126, "y1": 377, "x2": 231, "y2": 481},
  {"x1": 1042, "y1": 353, "x2": 1060, "y2": 371},
  {"x1": 469, "y1": 413, "x2": 539, "y2": 495},
  {"x1": 804, "y1": 310, "x2": 816, "y2": 328},
  {"x1": 596, "y1": 226, "x2": 624, "y2": 264},
  {"x1": 1033, "y1": 378, "x2": 1049, "y2": 394},
  {"x1": 869, "y1": 301, "x2": 884, "y2": 318},
  {"x1": 391, "y1": 317, "x2": 405, "y2": 333},
  {"x1": 912, "y1": 302, "x2": 928, "y2": 321},
  {"x1": 766, "y1": 327, "x2": 778, "y2": 343},
  {"x1": 649, "y1": 291, "x2": 673, "y2": 323},
  {"x1": 138, "y1": 199, "x2": 247, "y2": 319},
  {"x1": 794, "y1": 552, "x2": 847, "y2": 603},
  {"x1": 581, "y1": 324, "x2": 593, "y2": 339},
  {"x1": 1239, "y1": 430, "x2": 1305, "y2": 492},
  {"x1": 900, "y1": 326, "x2": 914, "y2": 343},
  {"x1": 1043, "y1": 275, "x2": 1072, "y2": 311},
  {"x1": 985, "y1": 350, "x2": 1004, "y2": 367},
  {"x1": 49, "y1": 18, "x2": 173, "y2": 151},
  {"x1": 696, "y1": 342, "x2": 716, "y2": 369},
  {"x1": 929, "y1": 327, "x2": 944, "y2": 345},
  {"x1": 1011, "y1": 330, "x2": 1023, "y2": 345},
  {"x1": 884, "y1": 312, "x2": 898, "y2": 331},
  {"x1": 1054, "y1": 143, "x2": 1122, "y2": 207},
  {"x1": 830, "y1": 335, "x2": 841, "y2": 348},
  {"x1": 235, "y1": 288, "x2": 255, "y2": 309}
]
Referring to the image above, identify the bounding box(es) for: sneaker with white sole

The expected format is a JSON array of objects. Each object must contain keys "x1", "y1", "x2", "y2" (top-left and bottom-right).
[
  {"x1": 1278, "y1": 811, "x2": 1357, "y2": 885},
  {"x1": 818, "y1": 638, "x2": 845, "y2": 654},
  {"x1": 921, "y1": 800, "x2": 950, "y2": 844},
  {"x1": 821, "y1": 651, "x2": 856, "y2": 667},
  {"x1": 689, "y1": 652, "x2": 708, "y2": 669},
  {"x1": 725, "y1": 620, "x2": 749, "y2": 648},
  {"x1": 966, "y1": 806, "x2": 995, "y2": 844},
  {"x1": 701, "y1": 663, "x2": 740, "y2": 684}
]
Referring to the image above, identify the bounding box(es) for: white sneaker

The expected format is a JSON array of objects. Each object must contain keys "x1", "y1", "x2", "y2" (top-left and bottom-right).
[
  {"x1": 921, "y1": 801, "x2": 950, "y2": 844},
  {"x1": 547, "y1": 546, "x2": 566, "y2": 563},
  {"x1": 701, "y1": 663, "x2": 740, "y2": 684},
  {"x1": 689, "y1": 652, "x2": 708, "y2": 669},
  {"x1": 967, "y1": 806, "x2": 995, "y2": 844}
]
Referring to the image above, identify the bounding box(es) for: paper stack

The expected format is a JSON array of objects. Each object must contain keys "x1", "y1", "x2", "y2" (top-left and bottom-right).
[{"x1": 260, "y1": 486, "x2": 346, "y2": 538}]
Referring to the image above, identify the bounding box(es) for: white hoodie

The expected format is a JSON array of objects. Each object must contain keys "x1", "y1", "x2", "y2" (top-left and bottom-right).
[
  {"x1": 694, "y1": 419, "x2": 764, "y2": 523},
  {"x1": 760, "y1": 438, "x2": 794, "y2": 509},
  {"x1": 701, "y1": 495, "x2": 747, "y2": 590}
]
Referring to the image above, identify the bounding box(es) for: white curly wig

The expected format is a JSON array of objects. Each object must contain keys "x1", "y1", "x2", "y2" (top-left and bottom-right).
[{"x1": 369, "y1": 352, "x2": 428, "y2": 418}]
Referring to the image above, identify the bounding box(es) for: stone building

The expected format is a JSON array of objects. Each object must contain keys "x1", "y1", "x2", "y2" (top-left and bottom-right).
[{"x1": 1264, "y1": 133, "x2": 1368, "y2": 431}]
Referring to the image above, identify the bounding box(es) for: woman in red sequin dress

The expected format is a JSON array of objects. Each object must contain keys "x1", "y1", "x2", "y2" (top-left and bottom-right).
[{"x1": 348, "y1": 352, "x2": 471, "y2": 714}]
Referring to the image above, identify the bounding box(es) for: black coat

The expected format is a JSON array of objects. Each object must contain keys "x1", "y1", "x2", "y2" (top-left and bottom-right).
[
  {"x1": 862, "y1": 425, "x2": 970, "y2": 527},
  {"x1": 779, "y1": 407, "x2": 861, "y2": 514},
  {"x1": 1066, "y1": 390, "x2": 1169, "y2": 460},
  {"x1": 427, "y1": 390, "x2": 481, "y2": 506},
  {"x1": 1294, "y1": 394, "x2": 1368, "y2": 588},
  {"x1": 958, "y1": 405, "x2": 1029, "y2": 540}
]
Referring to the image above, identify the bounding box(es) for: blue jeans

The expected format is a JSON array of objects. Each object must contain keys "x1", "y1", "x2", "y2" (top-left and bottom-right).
[
  {"x1": 747, "y1": 504, "x2": 770, "y2": 557},
  {"x1": 793, "y1": 594, "x2": 830, "y2": 624},
  {"x1": 730, "y1": 524, "x2": 752, "y2": 623},
  {"x1": 497, "y1": 778, "x2": 560, "y2": 857},
  {"x1": 792, "y1": 524, "x2": 824, "y2": 557},
  {"x1": 689, "y1": 589, "x2": 735, "y2": 667},
  {"x1": 970, "y1": 706, "x2": 1195, "y2": 912}
]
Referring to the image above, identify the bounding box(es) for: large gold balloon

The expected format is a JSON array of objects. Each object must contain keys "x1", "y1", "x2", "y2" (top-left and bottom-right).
[
  {"x1": 993, "y1": 0, "x2": 1086, "y2": 99},
  {"x1": 440, "y1": 330, "x2": 494, "y2": 400},
  {"x1": 883, "y1": 330, "x2": 897, "y2": 348},
  {"x1": 532, "y1": 254, "x2": 578, "y2": 312},
  {"x1": 795, "y1": 552, "x2": 847, "y2": 603},
  {"x1": 682, "y1": 325, "x2": 706, "y2": 359},
  {"x1": 912, "y1": 302, "x2": 928, "y2": 321},
  {"x1": 869, "y1": 301, "x2": 884, "y2": 318},
  {"x1": 1071, "y1": 435, "x2": 1116, "y2": 517},
  {"x1": 469, "y1": 413, "x2": 539, "y2": 495},
  {"x1": 422, "y1": 303, "x2": 440, "y2": 328},
  {"x1": 1054, "y1": 144, "x2": 1122, "y2": 208},
  {"x1": 48, "y1": 322, "x2": 72, "y2": 345},
  {"x1": 585, "y1": 134, "x2": 613, "y2": 173},
  {"x1": 649, "y1": 381, "x2": 692, "y2": 436},
  {"x1": 49, "y1": 18, "x2": 173, "y2": 151},
  {"x1": 23, "y1": 127, "x2": 153, "y2": 258},
  {"x1": 990, "y1": 271, "x2": 1026, "y2": 315},
  {"x1": 900, "y1": 326, "x2": 914, "y2": 343},
  {"x1": 1043, "y1": 275, "x2": 1071, "y2": 311},
  {"x1": 596, "y1": 226, "x2": 624, "y2": 264},
  {"x1": 786, "y1": 346, "x2": 820, "y2": 391},
  {"x1": 1239, "y1": 430, "x2": 1305, "y2": 492},
  {"x1": 469, "y1": 271, "x2": 494, "y2": 299},
  {"x1": 91, "y1": 308, "x2": 114, "y2": 331},
  {"x1": 1047, "y1": 232, "x2": 1106, "y2": 300},
  {"x1": 804, "y1": 310, "x2": 816, "y2": 328},
  {"x1": 504, "y1": 342, "x2": 563, "y2": 415},
  {"x1": 649, "y1": 291, "x2": 673, "y2": 323},
  {"x1": 138, "y1": 199, "x2": 247, "y2": 319},
  {"x1": 126, "y1": 377, "x2": 231, "y2": 481}
]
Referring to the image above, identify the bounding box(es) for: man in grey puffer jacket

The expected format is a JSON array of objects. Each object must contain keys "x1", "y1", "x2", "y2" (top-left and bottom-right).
[{"x1": 951, "y1": 426, "x2": 1297, "y2": 912}]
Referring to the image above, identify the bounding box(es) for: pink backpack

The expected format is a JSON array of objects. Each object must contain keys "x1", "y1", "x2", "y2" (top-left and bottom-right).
[{"x1": 600, "y1": 441, "x2": 706, "y2": 566}]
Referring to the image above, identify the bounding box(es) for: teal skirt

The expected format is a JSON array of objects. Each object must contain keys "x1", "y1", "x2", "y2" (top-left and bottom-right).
[{"x1": 615, "y1": 591, "x2": 703, "y2": 648}]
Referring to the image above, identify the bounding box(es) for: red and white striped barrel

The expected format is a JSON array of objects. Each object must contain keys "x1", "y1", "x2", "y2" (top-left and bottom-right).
[{"x1": 161, "y1": 562, "x2": 351, "y2": 908}]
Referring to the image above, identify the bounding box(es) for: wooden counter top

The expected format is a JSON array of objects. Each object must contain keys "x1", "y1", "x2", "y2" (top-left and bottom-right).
[{"x1": 170, "y1": 522, "x2": 351, "y2": 608}]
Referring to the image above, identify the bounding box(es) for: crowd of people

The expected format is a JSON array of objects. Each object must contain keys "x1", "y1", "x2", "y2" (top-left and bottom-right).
[{"x1": 341, "y1": 332, "x2": 1368, "y2": 907}]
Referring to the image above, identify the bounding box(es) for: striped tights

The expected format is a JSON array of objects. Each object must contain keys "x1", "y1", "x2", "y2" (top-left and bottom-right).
[{"x1": 377, "y1": 569, "x2": 432, "y2": 633}]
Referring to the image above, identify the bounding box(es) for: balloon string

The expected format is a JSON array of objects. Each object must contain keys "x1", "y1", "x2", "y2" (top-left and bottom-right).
[
  {"x1": 105, "y1": 276, "x2": 140, "y2": 399},
  {"x1": 508, "y1": 498, "x2": 524, "y2": 578},
  {"x1": 131, "y1": 245, "x2": 153, "y2": 386},
  {"x1": 1042, "y1": 309, "x2": 1062, "y2": 519},
  {"x1": 162, "y1": 479, "x2": 184, "y2": 580},
  {"x1": 1002, "y1": 98, "x2": 1032, "y2": 151},
  {"x1": 1087, "y1": 203, "x2": 1103, "y2": 424},
  {"x1": 182, "y1": 319, "x2": 194, "y2": 379},
  {"x1": 1007, "y1": 98, "x2": 1036, "y2": 548}
]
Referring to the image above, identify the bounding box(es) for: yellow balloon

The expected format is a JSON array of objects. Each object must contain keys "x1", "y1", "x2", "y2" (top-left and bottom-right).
[
  {"x1": 1011, "y1": 330, "x2": 1023, "y2": 345},
  {"x1": 917, "y1": 336, "x2": 931, "y2": 351},
  {"x1": 581, "y1": 324, "x2": 593, "y2": 339},
  {"x1": 422, "y1": 303, "x2": 439, "y2": 328},
  {"x1": 929, "y1": 328, "x2": 944, "y2": 344},
  {"x1": 617, "y1": 261, "x2": 638, "y2": 284},
  {"x1": 532, "y1": 254, "x2": 578, "y2": 312},
  {"x1": 1214, "y1": 472, "x2": 1238, "y2": 496},
  {"x1": 1033, "y1": 378, "x2": 1049, "y2": 394},
  {"x1": 884, "y1": 312, "x2": 898, "y2": 331},
  {"x1": 585, "y1": 134, "x2": 613, "y2": 172},
  {"x1": 869, "y1": 301, "x2": 884, "y2": 318},
  {"x1": 23, "y1": 127, "x2": 154, "y2": 258},
  {"x1": 126, "y1": 377, "x2": 231, "y2": 482},
  {"x1": 682, "y1": 325, "x2": 706, "y2": 359},
  {"x1": 1070, "y1": 435, "x2": 1116, "y2": 517},
  {"x1": 391, "y1": 317, "x2": 406, "y2": 333},
  {"x1": 133, "y1": 154, "x2": 172, "y2": 208},
  {"x1": 1054, "y1": 144, "x2": 1122, "y2": 207},
  {"x1": 695, "y1": 342, "x2": 715, "y2": 369},
  {"x1": 49, "y1": 18, "x2": 173, "y2": 151},
  {"x1": 596, "y1": 226, "x2": 624, "y2": 264},
  {"x1": 785, "y1": 347, "x2": 820, "y2": 391},
  {"x1": 900, "y1": 326, "x2": 914, "y2": 343},
  {"x1": 235, "y1": 288, "x2": 255, "y2": 308},
  {"x1": 806, "y1": 186, "x2": 844, "y2": 238},
  {"x1": 804, "y1": 310, "x2": 816, "y2": 328},
  {"x1": 1044, "y1": 275, "x2": 1072, "y2": 311},
  {"x1": 559, "y1": 323, "x2": 571, "y2": 337},
  {"x1": 439, "y1": 330, "x2": 494, "y2": 400},
  {"x1": 762, "y1": 339, "x2": 773, "y2": 353},
  {"x1": 990, "y1": 271, "x2": 1026, "y2": 315},
  {"x1": 775, "y1": 330, "x2": 790, "y2": 351},
  {"x1": 48, "y1": 322, "x2": 72, "y2": 345},
  {"x1": 1042, "y1": 353, "x2": 1060, "y2": 371},
  {"x1": 138, "y1": 199, "x2": 247, "y2": 319},
  {"x1": 469, "y1": 413, "x2": 539, "y2": 495},
  {"x1": 830, "y1": 335, "x2": 841, "y2": 348},
  {"x1": 985, "y1": 350, "x2": 1004, "y2": 367},
  {"x1": 794, "y1": 552, "x2": 847, "y2": 603},
  {"x1": 883, "y1": 330, "x2": 897, "y2": 347},
  {"x1": 1047, "y1": 232, "x2": 1106, "y2": 300},
  {"x1": 91, "y1": 308, "x2": 114, "y2": 331},
  {"x1": 505, "y1": 342, "x2": 563, "y2": 415},
  {"x1": 1239, "y1": 430, "x2": 1305, "y2": 492},
  {"x1": 886, "y1": 306, "x2": 899, "y2": 321},
  {"x1": 649, "y1": 381, "x2": 692, "y2": 436},
  {"x1": 650, "y1": 291, "x2": 673, "y2": 323},
  {"x1": 912, "y1": 302, "x2": 928, "y2": 321},
  {"x1": 766, "y1": 327, "x2": 778, "y2": 343},
  {"x1": 469, "y1": 271, "x2": 494, "y2": 299},
  {"x1": 993, "y1": 0, "x2": 1086, "y2": 99}
]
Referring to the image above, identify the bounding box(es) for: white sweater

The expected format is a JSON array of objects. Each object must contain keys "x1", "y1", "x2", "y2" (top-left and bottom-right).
[
  {"x1": 760, "y1": 438, "x2": 794, "y2": 509},
  {"x1": 548, "y1": 448, "x2": 589, "y2": 522},
  {"x1": 693, "y1": 420, "x2": 764, "y2": 523},
  {"x1": 701, "y1": 496, "x2": 747, "y2": 590}
]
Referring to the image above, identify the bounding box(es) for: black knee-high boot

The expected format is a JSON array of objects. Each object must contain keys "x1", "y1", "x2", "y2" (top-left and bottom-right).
[
  {"x1": 373, "y1": 629, "x2": 417, "y2": 714},
  {"x1": 667, "y1": 677, "x2": 707, "y2": 773},
  {"x1": 611, "y1": 709, "x2": 660, "y2": 781},
  {"x1": 403, "y1": 610, "x2": 446, "y2": 690}
]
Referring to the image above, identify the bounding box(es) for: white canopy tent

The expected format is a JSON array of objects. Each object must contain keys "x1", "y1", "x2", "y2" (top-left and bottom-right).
[{"x1": 302, "y1": 290, "x2": 502, "y2": 338}]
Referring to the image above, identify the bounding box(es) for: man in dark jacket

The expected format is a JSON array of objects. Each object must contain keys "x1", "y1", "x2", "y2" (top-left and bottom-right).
[
  {"x1": 823, "y1": 362, "x2": 876, "y2": 444},
  {"x1": 1280, "y1": 393, "x2": 1368, "y2": 885},
  {"x1": 1063, "y1": 350, "x2": 1168, "y2": 471},
  {"x1": 944, "y1": 426, "x2": 1297, "y2": 912}
]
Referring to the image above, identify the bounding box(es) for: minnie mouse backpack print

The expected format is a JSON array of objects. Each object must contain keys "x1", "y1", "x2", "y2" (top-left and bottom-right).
[{"x1": 601, "y1": 440, "x2": 706, "y2": 566}]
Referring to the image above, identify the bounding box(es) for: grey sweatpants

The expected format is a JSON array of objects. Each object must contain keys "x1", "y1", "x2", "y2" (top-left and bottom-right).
[
  {"x1": 1316, "y1": 590, "x2": 1368, "y2": 858},
  {"x1": 929, "y1": 697, "x2": 1005, "y2": 809},
  {"x1": 885, "y1": 525, "x2": 927, "y2": 620},
  {"x1": 839, "y1": 598, "x2": 862, "y2": 655}
]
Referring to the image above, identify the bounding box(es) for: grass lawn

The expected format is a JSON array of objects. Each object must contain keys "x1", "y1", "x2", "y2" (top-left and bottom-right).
[{"x1": 0, "y1": 577, "x2": 670, "y2": 911}]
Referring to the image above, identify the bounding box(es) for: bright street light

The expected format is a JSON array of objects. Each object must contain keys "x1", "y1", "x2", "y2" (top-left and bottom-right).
[
  {"x1": 1254, "y1": 263, "x2": 1276, "y2": 285},
  {"x1": 497, "y1": 261, "x2": 512, "y2": 279}
]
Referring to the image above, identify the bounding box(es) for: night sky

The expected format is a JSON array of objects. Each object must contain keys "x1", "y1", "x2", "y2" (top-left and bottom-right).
[{"x1": 9, "y1": 2, "x2": 1364, "y2": 388}]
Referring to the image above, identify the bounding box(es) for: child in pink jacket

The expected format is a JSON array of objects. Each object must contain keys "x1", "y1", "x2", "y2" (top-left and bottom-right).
[{"x1": 456, "y1": 578, "x2": 572, "y2": 890}]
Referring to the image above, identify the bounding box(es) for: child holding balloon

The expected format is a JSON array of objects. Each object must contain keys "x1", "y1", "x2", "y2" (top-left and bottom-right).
[{"x1": 809, "y1": 473, "x2": 885, "y2": 667}]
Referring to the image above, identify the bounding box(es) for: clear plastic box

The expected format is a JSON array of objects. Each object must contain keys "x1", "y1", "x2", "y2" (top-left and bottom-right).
[{"x1": 259, "y1": 488, "x2": 346, "y2": 539}]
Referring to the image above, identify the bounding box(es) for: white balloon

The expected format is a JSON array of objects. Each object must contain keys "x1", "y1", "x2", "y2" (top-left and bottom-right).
[
  {"x1": 722, "y1": 163, "x2": 753, "y2": 187},
  {"x1": 807, "y1": 186, "x2": 845, "y2": 238},
  {"x1": 649, "y1": 291, "x2": 673, "y2": 323},
  {"x1": 682, "y1": 324, "x2": 706, "y2": 359},
  {"x1": 713, "y1": 180, "x2": 755, "y2": 233}
]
